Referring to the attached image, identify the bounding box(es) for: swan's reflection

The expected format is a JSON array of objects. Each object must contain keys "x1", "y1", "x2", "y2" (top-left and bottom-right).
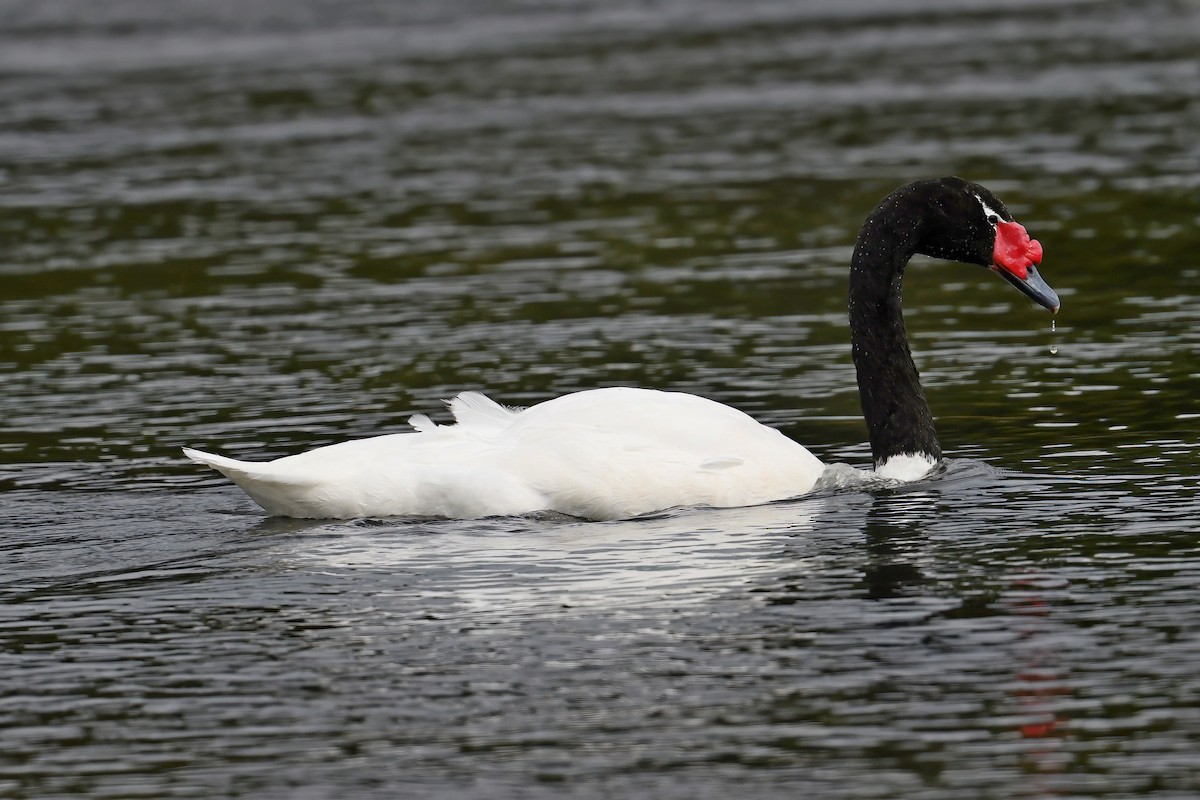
[
  {"x1": 861, "y1": 487, "x2": 940, "y2": 599},
  {"x1": 286, "y1": 498, "x2": 828, "y2": 615}
]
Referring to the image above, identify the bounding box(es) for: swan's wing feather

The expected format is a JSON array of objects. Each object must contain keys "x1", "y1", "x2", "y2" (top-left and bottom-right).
[
  {"x1": 408, "y1": 413, "x2": 438, "y2": 433},
  {"x1": 448, "y1": 391, "x2": 521, "y2": 429}
]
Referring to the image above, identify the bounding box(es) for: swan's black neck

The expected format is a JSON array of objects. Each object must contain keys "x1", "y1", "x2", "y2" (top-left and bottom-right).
[{"x1": 849, "y1": 192, "x2": 942, "y2": 468}]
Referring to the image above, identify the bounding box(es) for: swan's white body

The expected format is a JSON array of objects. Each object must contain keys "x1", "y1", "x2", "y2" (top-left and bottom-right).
[{"x1": 184, "y1": 387, "x2": 826, "y2": 520}]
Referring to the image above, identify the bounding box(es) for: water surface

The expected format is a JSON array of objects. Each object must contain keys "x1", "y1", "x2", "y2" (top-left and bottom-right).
[{"x1": 3, "y1": 0, "x2": 1200, "y2": 797}]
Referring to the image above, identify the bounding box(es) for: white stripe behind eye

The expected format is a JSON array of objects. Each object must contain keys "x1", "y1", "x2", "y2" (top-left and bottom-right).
[{"x1": 974, "y1": 193, "x2": 1003, "y2": 225}]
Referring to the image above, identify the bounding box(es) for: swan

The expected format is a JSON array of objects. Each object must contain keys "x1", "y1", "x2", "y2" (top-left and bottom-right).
[{"x1": 184, "y1": 177, "x2": 1059, "y2": 520}]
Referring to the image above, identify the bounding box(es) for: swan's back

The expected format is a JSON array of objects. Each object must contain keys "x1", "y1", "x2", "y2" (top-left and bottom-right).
[{"x1": 502, "y1": 388, "x2": 822, "y2": 519}]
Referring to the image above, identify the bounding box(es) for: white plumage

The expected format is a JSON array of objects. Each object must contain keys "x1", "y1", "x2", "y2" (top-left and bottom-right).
[{"x1": 183, "y1": 387, "x2": 825, "y2": 520}]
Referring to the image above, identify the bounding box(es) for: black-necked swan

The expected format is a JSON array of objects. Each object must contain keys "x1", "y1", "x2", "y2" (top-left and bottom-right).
[{"x1": 184, "y1": 177, "x2": 1059, "y2": 520}]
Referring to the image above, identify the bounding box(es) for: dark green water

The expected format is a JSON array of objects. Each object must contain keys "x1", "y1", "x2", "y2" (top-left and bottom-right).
[{"x1": 3, "y1": 1, "x2": 1200, "y2": 797}]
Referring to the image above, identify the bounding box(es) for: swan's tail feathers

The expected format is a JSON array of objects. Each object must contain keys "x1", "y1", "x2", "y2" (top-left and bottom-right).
[
  {"x1": 183, "y1": 446, "x2": 335, "y2": 517},
  {"x1": 182, "y1": 447, "x2": 311, "y2": 484},
  {"x1": 447, "y1": 391, "x2": 521, "y2": 429}
]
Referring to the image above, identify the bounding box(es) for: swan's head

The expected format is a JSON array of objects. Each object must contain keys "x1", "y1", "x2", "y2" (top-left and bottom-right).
[{"x1": 909, "y1": 176, "x2": 1060, "y2": 314}]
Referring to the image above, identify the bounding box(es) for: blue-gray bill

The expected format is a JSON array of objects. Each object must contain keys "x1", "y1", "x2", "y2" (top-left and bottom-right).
[{"x1": 996, "y1": 264, "x2": 1060, "y2": 314}]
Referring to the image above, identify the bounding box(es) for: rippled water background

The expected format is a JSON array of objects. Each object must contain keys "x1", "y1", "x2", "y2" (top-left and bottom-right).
[{"x1": 3, "y1": 0, "x2": 1200, "y2": 797}]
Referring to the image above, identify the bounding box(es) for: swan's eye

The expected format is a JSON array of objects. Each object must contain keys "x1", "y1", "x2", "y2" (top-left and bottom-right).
[{"x1": 987, "y1": 214, "x2": 999, "y2": 225}]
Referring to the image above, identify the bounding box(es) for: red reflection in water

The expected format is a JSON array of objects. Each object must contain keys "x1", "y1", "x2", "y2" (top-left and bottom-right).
[{"x1": 1008, "y1": 578, "x2": 1070, "y2": 791}]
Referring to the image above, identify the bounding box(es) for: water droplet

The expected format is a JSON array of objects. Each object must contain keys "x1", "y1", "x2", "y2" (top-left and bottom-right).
[
  {"x1": 1048, "y1": 318, "x2": 1058, "y2": 355},
  {"x1": 1049, "y1": 344, "x2": 1058, "y2": 355}
]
